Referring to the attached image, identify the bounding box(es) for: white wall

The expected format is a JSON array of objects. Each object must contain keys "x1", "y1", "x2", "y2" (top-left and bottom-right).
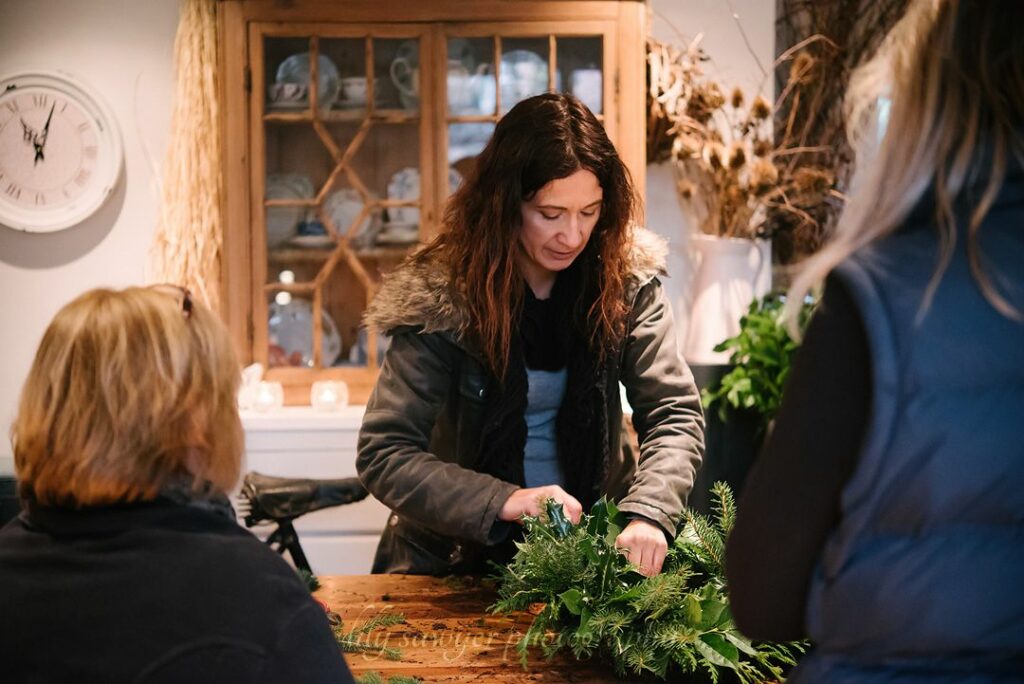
[
  {"x1": 0, "y1": 0, "x2": 180, "y2": 464},
  {"x1": 645, "y1": 0, "x2": 776, "y2": 354},
  {"x1": 0, "y1": 0, "x2": 774, "y2": 466}
]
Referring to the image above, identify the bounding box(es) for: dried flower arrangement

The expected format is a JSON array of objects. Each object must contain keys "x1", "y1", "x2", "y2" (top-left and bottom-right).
[
  {"x1": 772, "y1": 0, "x2": 912, "y2": 263},
  {"x1": 647, "y1": 35, "x2": 842, "y2": 246}
]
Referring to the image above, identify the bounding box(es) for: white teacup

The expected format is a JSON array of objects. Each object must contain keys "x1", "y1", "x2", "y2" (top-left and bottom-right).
[
  {"x1": 340, "y1": 77, "x2": 368, "y2": 106},
  {"x1": 269, "y1": 82, "x2": 307, "y2": 103}
]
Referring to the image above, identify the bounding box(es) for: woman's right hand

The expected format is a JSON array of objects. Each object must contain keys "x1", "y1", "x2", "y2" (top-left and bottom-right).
[{"x1": 498, "y1": 485, "x2": 583, "y2": 524}]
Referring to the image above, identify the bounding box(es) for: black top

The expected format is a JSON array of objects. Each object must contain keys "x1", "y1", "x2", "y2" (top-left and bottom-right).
[
  {"x1": 520, "y1": 272, "x2": 577, "y2": 371},
  {"x1": 0, "y1": 497, "x2": 355, "y2": 683},
  {"x1": 725, "y1": 275, "x2": 872, "y2": 641}
]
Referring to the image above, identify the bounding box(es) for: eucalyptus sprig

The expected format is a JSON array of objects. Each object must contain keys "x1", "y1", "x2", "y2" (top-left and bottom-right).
[{"x1": 491, "y1": 484, "x2": 805, "y2": 682}]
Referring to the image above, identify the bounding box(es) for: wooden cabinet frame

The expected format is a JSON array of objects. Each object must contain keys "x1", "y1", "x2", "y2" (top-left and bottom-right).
[{"x1": 218, "y1": 1, "x2": 646, "y2": 404}]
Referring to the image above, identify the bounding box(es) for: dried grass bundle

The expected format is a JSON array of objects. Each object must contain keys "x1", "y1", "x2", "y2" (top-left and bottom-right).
[{"x1": 151, "y1": 0, "x2": 222, "y2": 310}]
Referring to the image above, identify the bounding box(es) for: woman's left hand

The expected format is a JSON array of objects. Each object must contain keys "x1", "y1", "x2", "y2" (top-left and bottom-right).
[{"x1": 614, "y1": 519, "x2": 668, "y2": 577}]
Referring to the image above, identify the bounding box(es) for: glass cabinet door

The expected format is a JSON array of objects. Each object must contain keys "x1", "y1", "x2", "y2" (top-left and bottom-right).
[
  {"x1": 260, "y1": 32, "x2": 427, "y2": 373},
  {"x1": 441, "y1": 30, "x2": 607, "y2": 200}
]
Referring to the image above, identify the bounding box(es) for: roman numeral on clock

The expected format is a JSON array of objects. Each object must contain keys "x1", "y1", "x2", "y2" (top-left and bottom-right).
[
  {"x1": 75, "y1": 169, "x2": 91, "y2": 186},
  {"x1": 3, "y1": 101, "x2": 17, "y2": 114},
  {"x1": 34, "y1": 192, "x2": 46, "y2": 205},
  {"x1": 32, "y1": 94, "x2": 49, "y2": 108},
  {"x1": 5, "y1": 183, "x2": 21, "y2": 199}
]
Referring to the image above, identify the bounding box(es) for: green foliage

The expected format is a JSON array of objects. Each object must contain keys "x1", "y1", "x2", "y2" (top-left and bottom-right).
[
  {"x1": 491, "y1": 483, "x2": 805, "y2": 682},
  {"x1": 701, "y1": 293, "x2": 817, "y2": 434},
  {"x1": 355, "y1": 674, "x2": 422, "y2": 684},
  {"x1": 334, "y1": 607, "x2": 407, "y2": 661}
]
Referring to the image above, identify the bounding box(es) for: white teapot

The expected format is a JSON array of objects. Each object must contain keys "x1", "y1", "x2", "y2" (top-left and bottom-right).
[{"x1": 448, "y1": 61, "x2": 494, "y2": 115}]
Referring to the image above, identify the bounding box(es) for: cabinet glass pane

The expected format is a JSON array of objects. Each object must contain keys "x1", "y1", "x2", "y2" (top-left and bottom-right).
[
  {"x1": 337, "y1": 120, "x2": 421, "y2": 244},
  {"x1": 321, "y1": 262, "x2": 368, "y2": 367},
  {"x1": 500, "y1": 37, "x2": 550, "y2": 114},
  {"x1": 319, "y1": 38, "x2": 366, "y2": 111},
  {"x1": 448, "y1": 122, "x2": 495, "y2": 178},
  {"x1": 267, "y1": 290, "x2": 343, "y2": 369},
  {"x1": 376, "y1": 38, "x2": 420, "y2": 112},
  {"x1": 447, "y1": 37, "x2": 495, "y2": 116},
  {"x1": 558, "y1": 37, "x2": 603, "y2": 115},
  {"x1": 265, "y1": 37, "x2": 316, "y2": 111}
]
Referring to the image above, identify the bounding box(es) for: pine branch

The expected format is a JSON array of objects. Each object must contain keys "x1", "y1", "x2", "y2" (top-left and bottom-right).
[{"x1": 334, "y1": 608, "x2": 407, "y2": 661}]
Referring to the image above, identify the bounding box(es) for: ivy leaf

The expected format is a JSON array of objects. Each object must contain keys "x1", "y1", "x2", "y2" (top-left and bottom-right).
[
  {"x1": 684, "y1": 594, "x2": 702, "y2": 625},
  {"x1": 696, "y1": 633, "x2": 739, "y2": 669},
  {"x1": 606, "y1": 584, "x2": 644, "y2": 605},
  {"x1": 724, "y1": 631, "x2": 759, "y2": 657},
  {"x1": 697, "y1": 599, "x2": 727, "y2": 630},
  {"x1": 560, "y1": 588, "x2": 583, "y2": 615}
]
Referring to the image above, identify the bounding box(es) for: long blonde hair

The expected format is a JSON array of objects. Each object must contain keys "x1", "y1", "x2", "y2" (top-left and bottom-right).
[
  {"x1": 11, "y1": 287, "x2": 243, "y2": 507},
  {"x1": 785, "y1": 0, "x2": 1024, "y2": 332}
]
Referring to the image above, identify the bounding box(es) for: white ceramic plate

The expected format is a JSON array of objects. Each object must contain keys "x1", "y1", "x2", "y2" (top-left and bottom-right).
[
  {"x1": 268, "y1": 297, "x2": 342, "y2": 367},
  {"x1": 289, "y1": 234, "x2": 334, "y2": 248},
  {"x1": 275, "y1": 53, "x2": 340, "y2": 108},
  {"x1": 386, "y1": 167, "x2": 420, "y2": 224},
  {"x1": 265, "y1": 173, "x2": 314, "y2": 248},
  {"x1": 324, "y1": 188, "x2": 370, "y2": 232},
  {"x1": 375, "y1": 222, "x2": 419, "y2": 245},
  {"x1": 385, "y1": 167, "x2": 462, "y2": 224}
]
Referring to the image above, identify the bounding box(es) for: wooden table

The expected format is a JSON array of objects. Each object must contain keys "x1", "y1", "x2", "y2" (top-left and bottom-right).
[{"x1": 316, "y1": 575, "x2": 644, "y2": 683}]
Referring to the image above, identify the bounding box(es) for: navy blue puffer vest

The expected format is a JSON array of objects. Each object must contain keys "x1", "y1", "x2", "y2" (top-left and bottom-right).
[{"x1": 794, "y1": 178, "x2": 1024, "y2": 683}]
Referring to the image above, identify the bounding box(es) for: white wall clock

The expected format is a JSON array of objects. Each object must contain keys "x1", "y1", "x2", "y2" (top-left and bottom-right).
[{"x1": 0, "y1": 71, "x2": 123, "y2": 233}]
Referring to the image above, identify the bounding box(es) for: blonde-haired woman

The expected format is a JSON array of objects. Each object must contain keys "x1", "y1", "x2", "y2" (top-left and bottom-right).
[
  {"x1": 726, "y1": 1, "x2": 1024, "y2": 681},
  {"x1": 0, "y1": 287, "x2": 354, "y2": 683}
]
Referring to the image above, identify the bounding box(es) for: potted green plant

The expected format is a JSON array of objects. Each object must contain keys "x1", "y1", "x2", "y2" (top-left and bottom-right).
[{"x1": 688, "y1": 292, "x2": 816, "y2": 514}]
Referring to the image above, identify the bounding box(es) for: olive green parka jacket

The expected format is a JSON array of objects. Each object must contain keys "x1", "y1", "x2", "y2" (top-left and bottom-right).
[{"x1": 357, "y1": 227, "x2": 704, "y2": 574}]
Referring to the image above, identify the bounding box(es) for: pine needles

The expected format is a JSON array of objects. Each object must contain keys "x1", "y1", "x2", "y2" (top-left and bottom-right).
[
  {"x1": 355, "y1": 674, "x2": 422, "y2": 684},
  {"x1": 491, "y1": 483, "x2": 805, "y2": 682},
  {"x1": 334, "y1": 608, "x2": 407, "y2": 661}
]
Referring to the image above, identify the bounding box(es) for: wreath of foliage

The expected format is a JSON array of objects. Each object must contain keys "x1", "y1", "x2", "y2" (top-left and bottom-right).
[{"x1": 491, "y1": 484, "x2": 805, "y2": 682}]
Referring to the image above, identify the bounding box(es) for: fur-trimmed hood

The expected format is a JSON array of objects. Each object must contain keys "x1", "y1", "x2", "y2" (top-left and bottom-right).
[{"x1": 364, "y1": 226, "x2": 669, "y2": 335}]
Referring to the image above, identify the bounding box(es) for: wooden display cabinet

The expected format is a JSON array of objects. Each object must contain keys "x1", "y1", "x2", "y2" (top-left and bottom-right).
[{"x1": 218, "y1": 0, "x2": 647, "y2": 404}]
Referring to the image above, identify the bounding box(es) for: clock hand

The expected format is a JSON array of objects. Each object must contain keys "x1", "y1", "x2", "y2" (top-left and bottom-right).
[
  {"x1": 20, "y1": 117, "x2": 36, "y2": 143},
  {"x1": 41, "y1": 103, "x2": 54, "y2": 143},
  {"x1": 34, "y1": 103, "x2": 56, "y2": 165}
]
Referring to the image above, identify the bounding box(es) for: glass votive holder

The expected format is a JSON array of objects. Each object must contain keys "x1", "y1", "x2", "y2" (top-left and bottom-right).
[
  {"x1": 310, "y1": 380, "x2": 349, "y2": 411},
  {"x1": 252, "y1": 381, "x2": 284, "y2": 412}
]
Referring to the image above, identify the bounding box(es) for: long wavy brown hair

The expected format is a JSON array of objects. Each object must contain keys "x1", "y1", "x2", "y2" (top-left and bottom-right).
[{"x1": 416, "y1": 93, "x2": 639, "y2": 379}]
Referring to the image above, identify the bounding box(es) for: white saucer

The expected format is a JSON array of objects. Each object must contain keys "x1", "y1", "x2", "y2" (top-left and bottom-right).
[{"x1": 289, "y1": 234, "x2": 334, "y2": 248}]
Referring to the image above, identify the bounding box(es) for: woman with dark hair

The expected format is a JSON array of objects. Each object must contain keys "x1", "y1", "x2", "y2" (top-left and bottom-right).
[
  {"x1": 357, "y1": 93, "x2": 705, "y2": 576},
  {"x1": 726, "y1": 0, "x2": 1024, "y2": 681}
]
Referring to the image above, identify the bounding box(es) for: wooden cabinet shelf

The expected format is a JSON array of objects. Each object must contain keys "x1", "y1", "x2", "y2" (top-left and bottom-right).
[{"x1": 220, "y1": 0, "x2": 646, "y2": 405}]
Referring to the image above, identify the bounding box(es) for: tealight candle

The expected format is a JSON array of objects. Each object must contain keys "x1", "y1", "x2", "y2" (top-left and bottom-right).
[
  {"x1": 253, "y1": 381, "x2": 284, "y2": 412},
  {"x1": 311, "y1": 380, "x2": 349, "y2": 411}
]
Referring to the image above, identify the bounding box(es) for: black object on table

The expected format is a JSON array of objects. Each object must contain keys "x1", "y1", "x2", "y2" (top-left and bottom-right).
[{"x1": 238, "y1": 472, "x2": 368, "y2": 573}]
